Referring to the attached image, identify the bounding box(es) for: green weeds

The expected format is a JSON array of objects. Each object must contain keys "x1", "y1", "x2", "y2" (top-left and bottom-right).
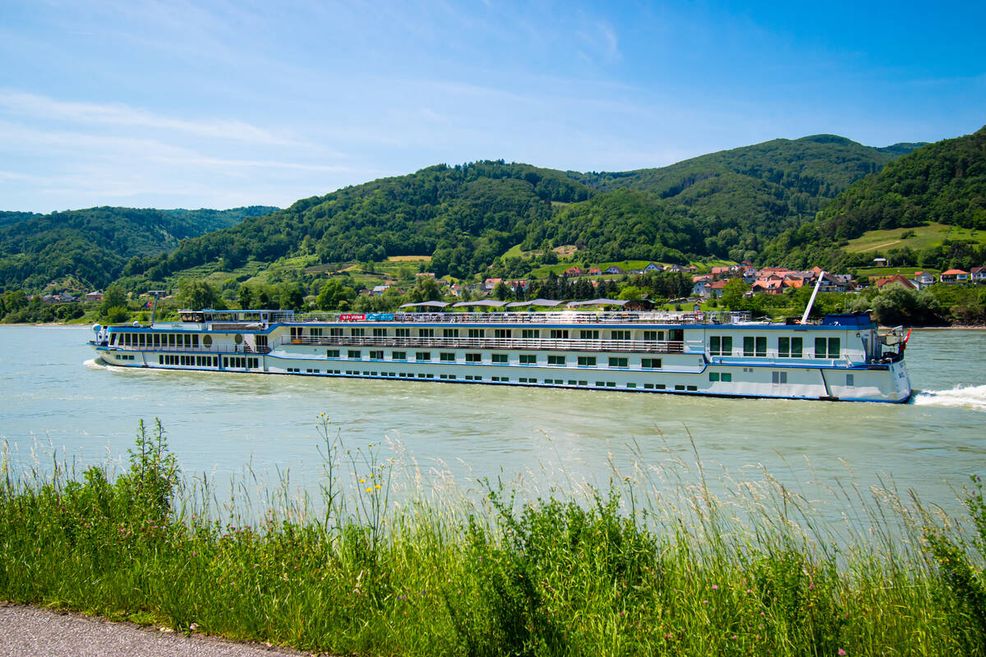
[{"x1": 1, "y1": 421, "x2": 984, "y2": 656}]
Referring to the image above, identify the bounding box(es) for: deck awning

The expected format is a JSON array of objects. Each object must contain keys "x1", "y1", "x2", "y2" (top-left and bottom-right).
[
  {"x1": 451, "y1": 300, "x2": 507, "y2": 308},
  {"x1": 505, "y1": 298, "x2": 563, "y2": 308},
  {"x1": 398, "y1": 301, "x2": 450, "y2": 309},
  {"x1": 566, "y1": 298, "x2": 629, "y2": 308}
]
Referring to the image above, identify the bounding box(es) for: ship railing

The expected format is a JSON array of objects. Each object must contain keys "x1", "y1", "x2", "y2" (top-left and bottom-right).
[
  {"x1": 278, "y1": 336, "x2": 686, "y2": 354},
  {"x1": 293, "y1": 311, "x2": 739, "y2": 325},
  {"x1": 107, "y1": 344, "x2": 272, "y2": 355}
]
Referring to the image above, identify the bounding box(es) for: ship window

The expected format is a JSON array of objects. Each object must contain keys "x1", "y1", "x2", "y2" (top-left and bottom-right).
[
  {"x1": 443, "y1": 328, "x2": 459, "y2": 338},
  {"x1": 778, "y1": 337, "x2": 803, "y2": 358},
  {"x1": 814, "y1": 337, "x2": 841, "y2": 359},
  {"x1": 519, "y1": 354, "x2": 537, "y2": 365},
  {"x1": 192, "y1": 334, "x2": 199, "y2": 348},
  {"x1": 373, "y1": 328, "x2": 387, "y2": 337},
  {"x1": 465, "y1": 353, "x2": 481, "y2": 363},
  {"x1": 627, "y1": 382, "x2": 637, "y2": 389},
  {"x1": 326, "y1": 349, "x2": 340, "y2": 358},
  {"x1": 771, "y1": 371, "x2": 788, "y2": 384},
  {"x1": 492, "y1": 354, "x2": 508, "y2": 364},
  {"x1": 370, "y1": 350, "x2": 384, "y2": 360},
  {"x1": 743, "y1": 336, "x2": 767, "y2": 357},
  {"x1": 310, "y1": 328, "x2": 323, "y2": 337},
  {"x1": 549, "y1": 329, "x2": 568, "y2": 339},
  {"x1": 494, "y1": 329, "x2": 512, "y2": 338},
  {"x1": 608, "y1": 357, "x2": 628, "y2": 368},
  {"x1": 348, "y1": 350, "x2": 361, "y2": 359},
  {"x1": 350, "y1": 328, "x2": 364, "y2": 337},
  {"x1": 153, "y1": 334, "x2": 160, "y2": 347},
  {"x1": 580, "y1": 330, "x2": 599, "y2": 340},
  {"x1": 846, "y1": 374, "x2": 855, "y2": 387},
  {"x1": 722, "y1": 373, "x2": 732, "y2": 382},
  {"x1": 577, "y1": 356, "x2": 597, "y2": 367},
  {"x1": 329, "y1": 328, "x2": 343, "y2": 337},
  {"x1": 641, "y1": 358, "x2": 662, "y2": 369},
  {"x1": 710, "y1": 372, "x2": 720, "y2": 382},
  {"x1": 710, "y1": 336, "x2": 732, "y2": 356},
  {"x1": 391, "y1": 351, "x2": 407, "y2": 361},
  {"x1": 468, "y1": 329, "x2": 485, "y2": 338},
  {"x1": 643, "y1": 330, "x2": 666, "y2": 341},
  {"x1": 440, "y1": 352, "x2": 456, "y2": 362},
  {"x1": 203, "y1": 335, "x2": 212, "y2": 347},
  {"x1": 110, "y1": 334, "x2": 117, "y2": 345},
  {"x1": 610, "y1": 330, "x2": 631, "y2": 340},
  {"x1": 548, "y1": 355, "x2": 566, "y2": 365},
  {"x1": 415, "y1": 352, "x2": 431, "y2": 361},
  {"x1": 395, "y1": 328, "x2": 410, "y2": 337},
  {"x1": 523, "y1": 329, "x2": 540, "y2": 339},
  {"x1": 419, "y1": 328, "x2": 434, "y2": 338}
]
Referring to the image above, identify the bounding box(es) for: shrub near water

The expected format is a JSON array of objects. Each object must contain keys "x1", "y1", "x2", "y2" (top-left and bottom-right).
[{"x1": 1, "y1": 421, "x2": 985, "y2": 657}]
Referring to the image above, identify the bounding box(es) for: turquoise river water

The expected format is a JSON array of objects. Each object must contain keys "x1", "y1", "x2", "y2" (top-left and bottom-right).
[{"x1": 0, "y1": 325, "x2": 983, "y2": 520}]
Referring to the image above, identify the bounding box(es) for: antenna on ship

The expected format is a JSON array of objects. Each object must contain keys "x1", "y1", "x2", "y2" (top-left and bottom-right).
[
  {"x1": 800, "y1": 271, "x2": 825, "y2": 324},
  {"x1": 148, "y1": 290, "x2": 164, "y2": 326}
]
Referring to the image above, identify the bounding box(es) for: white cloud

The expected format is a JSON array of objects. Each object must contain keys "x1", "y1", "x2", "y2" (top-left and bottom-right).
[{"x1": 0, "y1": 90, "x2": 293, "y2": 145}]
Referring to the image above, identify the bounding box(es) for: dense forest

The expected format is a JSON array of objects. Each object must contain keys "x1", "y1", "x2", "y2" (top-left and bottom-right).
[
  {"x1": 0, "y1": 206, "x2": 277, "y2": 291},
  {"x1": 117, "y1": 135, "x2": 920, "y2": 288},
  {"x1": 761, "y1": 126, "x2": 986, "y2": 270}
]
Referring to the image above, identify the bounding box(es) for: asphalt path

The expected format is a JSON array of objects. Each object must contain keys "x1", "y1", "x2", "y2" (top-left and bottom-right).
[{"x1": 0, "y1": 604, "x2": 309, "y2": 657}]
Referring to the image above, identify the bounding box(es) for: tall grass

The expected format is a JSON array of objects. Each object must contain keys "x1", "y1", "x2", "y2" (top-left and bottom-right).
[{"x1": 1, "y1": 419, "x2": 984, "y2": 656}]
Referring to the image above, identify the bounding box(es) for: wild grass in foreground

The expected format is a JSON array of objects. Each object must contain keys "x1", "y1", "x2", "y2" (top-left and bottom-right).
[{"x1": 1, "y1": 419, "x2": 984, "y2": 657}]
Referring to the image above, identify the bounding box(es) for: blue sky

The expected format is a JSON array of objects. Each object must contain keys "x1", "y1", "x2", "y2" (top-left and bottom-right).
[{"x1": 1, "y1": 1, "x2": 984, "y2": 212}]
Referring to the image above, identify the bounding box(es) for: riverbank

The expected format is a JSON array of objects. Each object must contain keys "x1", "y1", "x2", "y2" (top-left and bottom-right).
[{"x1": 2, "y1": 421, "x2": 984, "y2": 657}]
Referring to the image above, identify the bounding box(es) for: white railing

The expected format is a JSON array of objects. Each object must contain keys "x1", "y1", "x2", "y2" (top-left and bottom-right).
[
  {"x1": 292, "y1": 310, "x2": 745, "y2": 325},
  {"x1": 278, "y1": 335, "x2": 686, "y2": 354}
]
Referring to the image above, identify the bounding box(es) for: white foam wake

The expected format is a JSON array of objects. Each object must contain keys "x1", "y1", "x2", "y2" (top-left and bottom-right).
[{"x1": 913, "y1": 384, "x2": 986, "y2": 411}]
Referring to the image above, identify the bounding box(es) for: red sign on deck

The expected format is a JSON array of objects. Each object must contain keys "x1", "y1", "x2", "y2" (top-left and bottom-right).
[{"x1": 339, "y1": 313, "x2": 366, "y2": 322}]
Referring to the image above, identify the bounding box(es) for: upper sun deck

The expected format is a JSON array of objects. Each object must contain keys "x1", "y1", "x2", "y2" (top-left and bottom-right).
[{"x1": 169, "y1": 308, "x2": 877, "y2": 331}]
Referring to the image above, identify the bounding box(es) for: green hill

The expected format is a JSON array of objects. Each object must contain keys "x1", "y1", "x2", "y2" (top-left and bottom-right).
[
  {"x1": 128, "y1": 136, "x2": 920, "y2": 287},
  {"x1": 0, "y1": 206, "x2": 278, "y2": 291},
  {"x1": 571, "y1": 135, "x2": 924, "y2": 261},
  {"x1": 761, "y1": 125, "x2": 986, "y2": 270}
]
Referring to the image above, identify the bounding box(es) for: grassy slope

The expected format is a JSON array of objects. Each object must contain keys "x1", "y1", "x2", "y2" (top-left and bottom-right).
[{"x1": 844, "y1": 222, "x2": 986, "y2": 254}]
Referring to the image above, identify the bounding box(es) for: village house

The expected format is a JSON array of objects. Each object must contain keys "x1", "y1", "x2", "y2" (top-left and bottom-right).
[
  {"x1": 644, "y1": 263, "x2": 663, "y2": 273},
  {"x1": 875, "y1": 274, "x2": 917, "y2": 290},
  {"x1": 604, "y1": 265, "x2": 623, "y2": 274},
  {"x1": 587, "y1": 266, "x2": 602, "y2": 276},
  {"x1": 971, "y1": 266, "x2": 986, "y2": 284},
  {"x1": 85, "y1": 291, "x2": 104, "y2": 303},
  {"x1": 912, "y1": 272, "x2": 936, "y2": 289},
  {"x1": 482, "y1": 277, "x2": 503, "y2": 291},
  {"x1": 940, "y1": 269, "x2": 969, "y2": 284},
  {"x1": 563, "y1": 266, "x2": 583, "y2": 277},
  {"x1": 370, "y1": 285, "x2": 390, "y2": 296}
]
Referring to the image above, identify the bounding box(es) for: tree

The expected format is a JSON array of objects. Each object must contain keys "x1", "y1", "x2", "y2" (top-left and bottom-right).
[
  {"x1": 238, "y1": 285, "x2": 253, "y2": 309},
  {"x1": 100, "y1": 283, "x2": 128, "y2": 317},
  {"x1": 278, "y1": 282, "x2": 305, "y2": 311},
  {"x1": 176, "y1": 279, "x2": 219, "y2": 310},
  {"x1": 315, "y1": 279, "x2": 356, "y2": 311},
  {"x1": 720, "y1": 278, "x2": 749, "y2": 310}
]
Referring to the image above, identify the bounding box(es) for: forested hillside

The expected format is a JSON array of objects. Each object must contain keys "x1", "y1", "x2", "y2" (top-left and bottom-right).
[
  {"x1": 569, "y1": 135, "x2": 923, "y2": 260},
  {"x1": 762, "y1": 126, "x2": 986, "y2": 269},
  {"x1": 125, "y1": 136, "x2": 919, "y2": 287},
  {"x1": 0, "y1": 206, "x2": 277, "y2": 290},
  {"x1": 133, "y1": 163, "x2": 593, "y2": 282}
]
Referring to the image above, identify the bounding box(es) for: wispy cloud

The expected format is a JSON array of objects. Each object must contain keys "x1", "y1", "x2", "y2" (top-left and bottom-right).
[{"x1": 0, "y1": 90, "x2": 293, "y2": 145}]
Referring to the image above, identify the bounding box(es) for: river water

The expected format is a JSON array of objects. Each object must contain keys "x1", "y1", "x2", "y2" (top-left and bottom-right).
[{"x1": 1, "y1": 326, "x2": 983, "y2": 519}]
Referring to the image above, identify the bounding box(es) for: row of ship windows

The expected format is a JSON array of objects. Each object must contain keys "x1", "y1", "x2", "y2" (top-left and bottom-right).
[
  {"x1": 323, "y1": 349, "x2": 661, "y2": 369},
  {"x1": 709, "y1": 336, "x2": 841, "y2": 359},
  {"x1": 279, "y1": 367, "x2": 700, "y2": 391},
  {"x1": 116, "y1": 332, "x2": 207, "y2": 348},
  {"x1": 292, "y1": 327, "x2": 678, "y2": 341},
  {"x1": 157, "y1": 355, "x2": 258, "y2": 368}
]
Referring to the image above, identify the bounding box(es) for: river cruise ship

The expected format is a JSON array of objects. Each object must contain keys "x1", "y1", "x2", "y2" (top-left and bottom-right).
[{"x1": 90, "y1": 305, "x2": 913, "y2": 403}]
